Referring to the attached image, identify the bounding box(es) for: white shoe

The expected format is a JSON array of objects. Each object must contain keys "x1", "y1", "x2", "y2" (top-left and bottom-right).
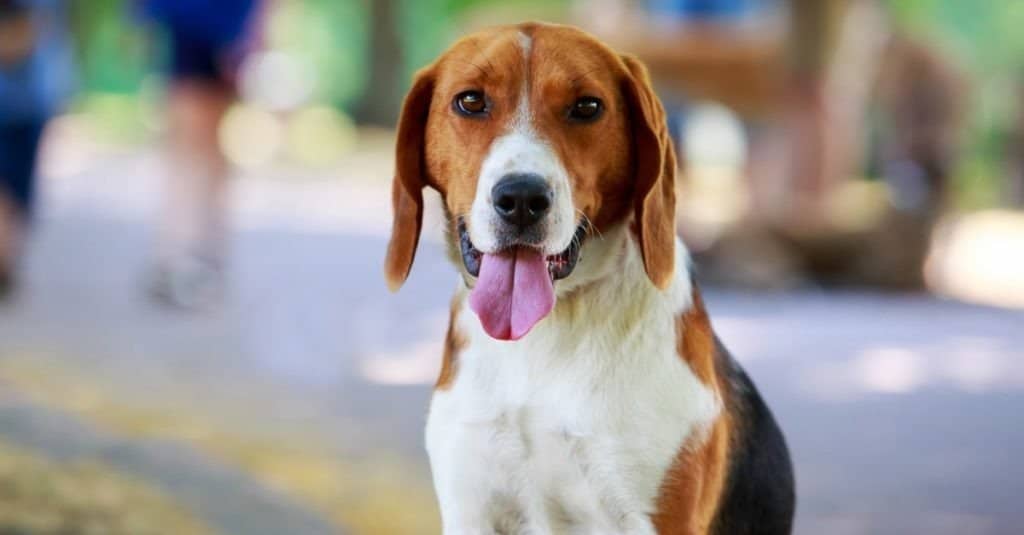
[{"x1": 147, "y1": 255, "x2": 224, "y2": 310}]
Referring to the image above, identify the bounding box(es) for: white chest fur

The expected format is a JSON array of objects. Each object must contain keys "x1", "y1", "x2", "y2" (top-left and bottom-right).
[{"x1": 425, "y1": 232, "x2": 720, "y2": 534}]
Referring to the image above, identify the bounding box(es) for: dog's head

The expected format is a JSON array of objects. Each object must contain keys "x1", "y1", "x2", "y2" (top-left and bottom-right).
[{"x1": 385, "y1": 22, "x2": 677, "y2": 340}]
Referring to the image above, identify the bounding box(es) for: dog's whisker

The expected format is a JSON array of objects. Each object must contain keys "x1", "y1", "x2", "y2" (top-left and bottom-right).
[{"x1": 576, "y1": 209, "x2": 601, "y2": 240}]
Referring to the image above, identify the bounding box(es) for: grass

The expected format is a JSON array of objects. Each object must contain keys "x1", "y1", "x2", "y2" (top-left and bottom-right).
[{"x1": 0, "y1": 440, "x2": 215, "y2": 535}]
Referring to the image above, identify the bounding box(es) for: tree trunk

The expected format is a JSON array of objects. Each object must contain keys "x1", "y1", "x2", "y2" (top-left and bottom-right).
[{"x1": 354, "y1": 0, "x2": 403, "y2": 127}]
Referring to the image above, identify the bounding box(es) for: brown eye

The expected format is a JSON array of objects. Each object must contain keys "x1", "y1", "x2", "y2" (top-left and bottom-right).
[
  {"x1": 454, "y1": 91, "x2": 488, "y2": 116},
  {"x1": 569, "y1": 97, "x2": 603, "y2": 122}
]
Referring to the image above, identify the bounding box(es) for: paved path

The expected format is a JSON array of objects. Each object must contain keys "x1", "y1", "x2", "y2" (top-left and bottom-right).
[
  {"x1": 0, "y1": 390, "x2": 336, "y2": 535},
  {"x1": 1, "y1": 140, "x2": 1023, "y2": 534}
]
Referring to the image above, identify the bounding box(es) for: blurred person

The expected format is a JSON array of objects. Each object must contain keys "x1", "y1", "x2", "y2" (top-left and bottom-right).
[
  {"x1": 646, "y1": 0, "x2": 771, "y2": 25},
  {"x1": 774, "y1": 0, "x2": 846, "y2": 228},
  {"x1": 641, "y1": 0, "x2": 835, "y2": 228},
  {"x1": 0, "y1": 0, "x2": 72, "y2": 300},
  {"x1": 139, "y1": 0, "x2": 262, "y2": 309},
  {"x1": 584, "y1": 0, "x2": 788, "y2": 180},
  {"x1": 590, "y1": 0, "x2": 958, "y2": 290},
  {"x1": 641, "y1": 0, "x2": 781, "y2": 142}
]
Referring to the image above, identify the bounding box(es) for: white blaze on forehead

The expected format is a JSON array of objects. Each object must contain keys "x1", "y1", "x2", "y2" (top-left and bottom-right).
[
  {"x1": 513, "y1": 31, "x2": 533, "y2": 130},
  {"x1": 467, "y1": 30, "x2": 577, "y2": 257},
  {"x1": 518, "y1": 31, "x2": 532, "y2": 59}
]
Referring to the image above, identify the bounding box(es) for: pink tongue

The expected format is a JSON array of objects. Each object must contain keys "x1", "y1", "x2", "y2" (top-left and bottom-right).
[{"x1": 469, "y1": 248, "x2": 554, "y2": 341}]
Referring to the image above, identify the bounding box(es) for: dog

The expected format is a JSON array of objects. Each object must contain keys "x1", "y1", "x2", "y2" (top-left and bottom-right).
[{"x1": 384, "y1": 22, "x2": 795, "y2": 535}]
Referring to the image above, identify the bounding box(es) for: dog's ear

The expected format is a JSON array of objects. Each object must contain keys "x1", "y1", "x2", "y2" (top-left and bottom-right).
[
  {"x1": 385, "y1": 66, "x2": 435, "y2": 292},
  {"x1": 620, "y1": 54, "x2": 677, "y2": 290}
]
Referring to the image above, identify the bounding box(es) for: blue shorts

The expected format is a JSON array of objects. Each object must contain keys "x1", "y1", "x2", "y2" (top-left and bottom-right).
[
  {"x1": 167, "y1": 26, "x2": 233, "y2": 84},
  {"x1": 647, "y1": 0, "x2": 763, "y2": 21},
  {"x1": 141, "y1": 0, "x2": 259, "y2": 84},
  {"x1": 0, "y1": 120, "x2": 45, "y2": 218}
]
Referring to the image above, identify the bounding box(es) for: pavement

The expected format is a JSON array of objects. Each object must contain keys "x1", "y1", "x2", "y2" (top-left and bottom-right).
[{"x1": 1, "y1": 130, "x2": 1022, "y2": 534}]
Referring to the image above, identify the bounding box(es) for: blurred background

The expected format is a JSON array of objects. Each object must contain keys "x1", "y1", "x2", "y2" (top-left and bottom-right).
[{"x1": 0, "y1": 0, "x2": 1022, "y2": 533}]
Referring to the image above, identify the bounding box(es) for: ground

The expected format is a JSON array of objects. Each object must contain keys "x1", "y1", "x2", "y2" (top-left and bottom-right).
[{"x1": 0, "y1": 129, "x2": 1022, "y2": 534}]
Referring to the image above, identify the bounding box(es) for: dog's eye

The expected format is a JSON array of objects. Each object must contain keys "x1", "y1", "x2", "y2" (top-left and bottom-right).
[
  {"x1": 569, "y1": 97, "x2": 603, "y2": 122},
  {"x1": 454, "y1": 91, "x2": 488, "y2": 116}
]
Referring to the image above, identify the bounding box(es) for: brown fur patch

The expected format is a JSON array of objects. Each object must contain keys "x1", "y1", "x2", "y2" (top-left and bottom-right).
[
  {"x1": 652, "y1": 286, "x2": 732, "y2": 533},
  {"x1": 676, "y1": 287, "x2": 717, "y2": 386},
  {"x1": 435, "y1": 295, "x2": 466, "y2": 390},
  {"x1": 652, "y1": 414, "x2": 731, "y2": 534}
]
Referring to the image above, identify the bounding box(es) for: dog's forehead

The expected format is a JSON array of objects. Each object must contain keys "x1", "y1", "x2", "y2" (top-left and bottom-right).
[
  {"x1": 528, "y1": 25, "x2": 620, "y2": 79},
  {"x1": 435, "y1": 24, "x2": 619, "y2": 89},
  {"x1": 435, "y1": 28, "x2": 522, "y2": 87}
]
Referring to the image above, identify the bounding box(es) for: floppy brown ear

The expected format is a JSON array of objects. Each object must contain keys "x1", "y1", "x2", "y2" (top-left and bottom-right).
[
  {"x1": 385, "y1": 67, "x2": 435, "y2": 292},
  {"x1": 620, "y1": 54, "x2": 677, "y2": 290}
]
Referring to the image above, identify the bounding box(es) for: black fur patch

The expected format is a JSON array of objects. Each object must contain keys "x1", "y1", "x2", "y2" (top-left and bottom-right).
[{"x1": 711, "y1": 338, "x2": 796, "y2": 535}]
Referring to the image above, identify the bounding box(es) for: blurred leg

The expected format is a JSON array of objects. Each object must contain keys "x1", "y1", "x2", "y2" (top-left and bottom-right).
[
  {"x1": 148, "y1": 23, "x2": 236, "y2": 308},
  {"x1": 0, "y1": 120, "x2": 44, "y2": 299},
  {"x1": 156, "y1": 80, "x2": 232, "y2": 266},
  {"x1": 772, "y1": 0, "x2": 844, "y2": 229},
  {"x1": 151, "y1": 79, "x2": 233, "y2": 308},
  {"x1": 0, "y1": 192, "x2": 18, "y2": 297}
]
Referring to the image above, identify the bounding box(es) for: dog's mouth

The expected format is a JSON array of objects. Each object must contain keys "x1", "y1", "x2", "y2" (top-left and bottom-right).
[
  {"x1": 458, "y1": 219, "x2": 587, "y2": 282},
  {"x1": 461, "y1": 218, "x2": 588, "y2": 341}
]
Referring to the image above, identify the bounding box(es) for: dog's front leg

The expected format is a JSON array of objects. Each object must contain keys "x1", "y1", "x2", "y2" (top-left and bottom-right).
[
  {"x1": 427, "y1": 427, "x2": 495, "y2": 533},
  {"x1": 427, "y1": 397, "x2": 528, "y2": 534}
]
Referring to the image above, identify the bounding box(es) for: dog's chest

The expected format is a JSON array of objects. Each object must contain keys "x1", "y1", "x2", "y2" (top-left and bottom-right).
[
  {"x1": 426, "y1": 306, "x2": 719, "y2": 534},
  {"x1": 478, "y1": 404, "x2": 647, "y2": 532}
]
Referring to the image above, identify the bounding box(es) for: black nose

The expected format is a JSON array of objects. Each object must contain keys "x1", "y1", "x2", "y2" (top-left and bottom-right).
[{"x1": 491, "y1": 173, "x2": 552, "y2": 228}]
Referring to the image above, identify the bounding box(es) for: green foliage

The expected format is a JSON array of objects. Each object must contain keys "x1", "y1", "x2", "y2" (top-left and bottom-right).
[
  {"x1": 267, "y1": 0, "x2": 369, "y2": 108},
  {"x1": 69, "y1": 0, "x2": 151, "y2": 94},
  {"x1": 887, "y1": 0, "x2": 1024, "y2": 207},
  {"x1": 889, "y1": 0, "x2": 1024, "y2": 71},
  {"x1": 400, "y1": 0, "x2": 450, "y2": 77}
]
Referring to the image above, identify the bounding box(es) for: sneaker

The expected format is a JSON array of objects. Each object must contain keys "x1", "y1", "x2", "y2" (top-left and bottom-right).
[{"x1": 147, "y1": 255, "x2": 224, "y2": 310}]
